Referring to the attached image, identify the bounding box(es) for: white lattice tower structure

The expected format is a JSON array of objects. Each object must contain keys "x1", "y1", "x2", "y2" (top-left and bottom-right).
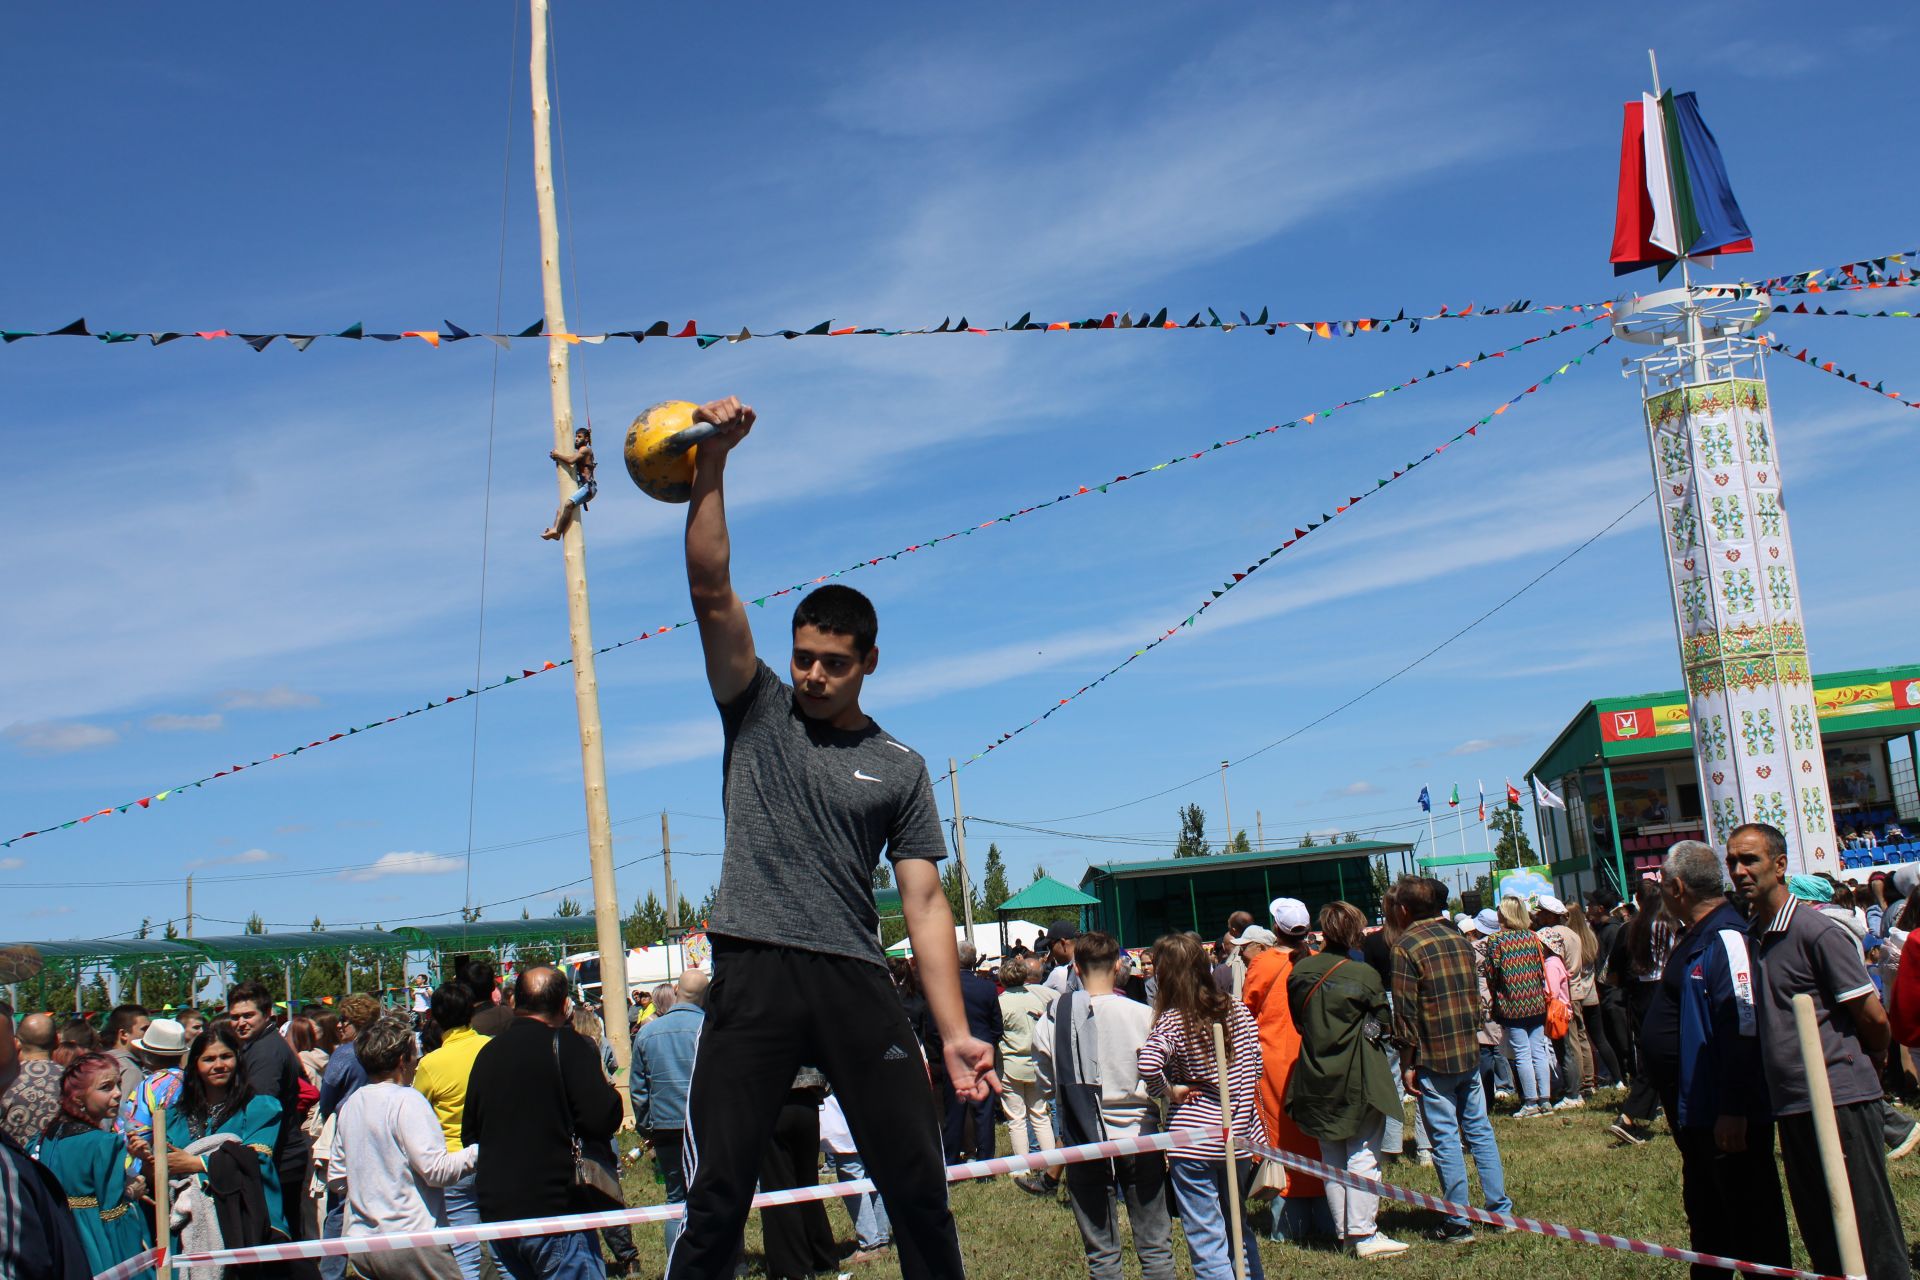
[{"x1": 1614, "y1": 286, "x2": 1834, "y2": 873}]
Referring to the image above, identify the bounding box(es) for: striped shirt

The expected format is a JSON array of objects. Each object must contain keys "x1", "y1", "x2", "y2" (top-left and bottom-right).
[
  {"x1": 1137, "y1": 1001, "x2": 1261, "y2": 1160},
  {"x1": 1484, "y1": 930, "x2": 1549, "y2": 1022}
]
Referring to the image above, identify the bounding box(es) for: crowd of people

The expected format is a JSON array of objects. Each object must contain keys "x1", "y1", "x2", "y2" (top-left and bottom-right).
[{"x1": 6, "y1": 820, "x2": 1920, "y2": 1279}]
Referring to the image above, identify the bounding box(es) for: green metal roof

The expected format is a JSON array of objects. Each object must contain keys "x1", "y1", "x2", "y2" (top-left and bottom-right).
[
  {"x1": 1528, "y1": 660, "x2": 1920, "y2": 783},
  {"x1": 396, "y1": 916, "x2": 603, "y2": 948},
  {"x1": 996, "y1": 876, "x2": 1100, "y2": 913},
  {"x1": 178, "y1": 928, "x2": 412, "y2": 959},
  {"x1": 0, "y1": 938, "x2": 202, "y2": 962},
  {"x1": 1081, "y1": 840, "x2": 1412, "y2": 884}
]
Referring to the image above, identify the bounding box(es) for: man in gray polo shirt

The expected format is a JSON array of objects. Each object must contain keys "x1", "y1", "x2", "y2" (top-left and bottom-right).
[
  {"x1": 1729, "y1": 822, "x2": 1910, "y2": 1280},
  {"x1": 668, "y1": 396, "x2": 997, "y2": 1280}
]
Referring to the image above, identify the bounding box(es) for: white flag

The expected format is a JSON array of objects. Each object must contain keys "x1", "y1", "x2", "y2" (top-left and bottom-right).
[{"x1": 1533, "y1": 776, "x2": 1567, "y2": 811}]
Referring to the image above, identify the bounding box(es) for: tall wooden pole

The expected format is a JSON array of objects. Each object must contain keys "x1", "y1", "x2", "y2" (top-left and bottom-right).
[
  {"x1": 1255, "y1": 809, "x2": 1265, "y2": 852},
  {"x1": 662, "y1": 811, "x2": 679, "y2": 932},
  {"x1": 947, "y1": 759, "x2": 975, "y2": 936},
  {"x1": 528, "y1": 0, "x2": 631, "y2": 1106},
  {"x1": 1220, "y1": 760, "x2": 1234, "y2": 851}
]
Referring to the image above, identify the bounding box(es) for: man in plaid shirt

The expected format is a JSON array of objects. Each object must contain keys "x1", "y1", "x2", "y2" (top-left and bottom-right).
[{"x1": 1389, "y1": 876, "x2": 1512, "y2": 1244}]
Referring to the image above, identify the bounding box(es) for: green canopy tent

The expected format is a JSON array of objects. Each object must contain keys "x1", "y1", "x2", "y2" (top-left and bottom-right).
[{"x1": 993, "y1": 876, "x2": 1099, "y2": 955}]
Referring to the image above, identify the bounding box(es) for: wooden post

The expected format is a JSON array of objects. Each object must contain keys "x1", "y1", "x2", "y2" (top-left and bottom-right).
[
  {"x1": 947, "y1": 759, "x2": 975, "y2": 936},
  {"x1": 1256, "y1": 809, "x2": 1264, "y2": 852},
  {"x1": 528, "y1": 0, "x2": 633, "y2": 1116},
  {"x1": 663, "y1": 811, "x2": 679, "y2": 933},
  {"x1": 1212, "y1": 1022, "x2": 1247, "y2": 1280},
  {"x1": 1791, "y1": 993, "x2": 1868, "y2": 1279},
  {"x1": 1221, "y1": 760, "x2": 1234, "y2": 851},
  {"x1": 153, "y1": 1102, "x2": 172, "y2": 1280}
]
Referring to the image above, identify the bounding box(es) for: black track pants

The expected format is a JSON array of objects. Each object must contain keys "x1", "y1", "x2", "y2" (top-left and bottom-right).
[{"x1": 666, "y1": 939, "x2": 964, "y2": 1280}]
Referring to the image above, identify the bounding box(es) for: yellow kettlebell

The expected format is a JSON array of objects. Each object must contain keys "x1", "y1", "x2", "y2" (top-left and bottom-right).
[{"x1": 623, "y1": 401, "x2": 719, "y2": 503}]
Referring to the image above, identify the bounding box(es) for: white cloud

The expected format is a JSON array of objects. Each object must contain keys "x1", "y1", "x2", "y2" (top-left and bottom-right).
[
  {"x1": 605, "y1": 719, "x2": 725, "y2": 774},
  {"x1": 219, "y1": 685, "x2": 322, "y2": 711},
  {"x1": 147, "y1": 713, "x2": 224, "y2": 733},
  {"x1": 1328, "y1": 781, "x2": 1381, "y2": 798},
  {"x1": 186, "y1": 848, "x2": 282, "y2": 870},
  {"x1": 29, "y1": 905, "x2": 74, "y2": 918},
  {"x1": 1448, "y1": 735, "x2": 1531, "y2": 757},
  {"x1": 339, "y1": 852, "x2": 464, "y2": 883},
  {"x1": 3, "y1": 720, "x2": 119, "y2": 755},
  {"x1": 0, "y1": 858, "x2": 22, "y2": 872}
]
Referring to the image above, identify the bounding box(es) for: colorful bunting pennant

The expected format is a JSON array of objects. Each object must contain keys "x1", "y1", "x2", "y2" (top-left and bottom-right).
[
  {"x1": 0, "y1": 318, "x2": 1608, "y2": 852},
  {"x1": 1763, "y1": 337, "x2": 1920, "y2": 410},
  {"x1": 944, "y1": 335, "x2": 1613, "y2": 777},
  {"x1": 0, "y1": 300, "x2": 1607, "y2": 353}
]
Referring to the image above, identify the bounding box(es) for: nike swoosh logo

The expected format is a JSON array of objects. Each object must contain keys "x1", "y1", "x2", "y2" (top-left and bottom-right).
[{"x1": 853, "y1": 770, "x2": 882, "y2": 783}]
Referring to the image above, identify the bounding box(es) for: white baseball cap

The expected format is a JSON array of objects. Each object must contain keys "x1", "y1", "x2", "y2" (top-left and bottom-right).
[
  {"x1": 1537, "y1": 894, "x2": 1567, "y2": 916},
  {"x1": 1269, "y1": 898, "x2": 1310, "y2": 937},
  {"x1": 1453, "y1": 913, "x2": 1475, "y2": 933},
  {"x1": 1227, "y1": 925, "x2": 1278, "y2": 949}
]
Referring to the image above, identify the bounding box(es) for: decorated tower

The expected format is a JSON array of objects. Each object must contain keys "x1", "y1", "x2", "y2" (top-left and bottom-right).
[{"x1": 1610, "y1": 71, "x2": 1834, "y2": 873}]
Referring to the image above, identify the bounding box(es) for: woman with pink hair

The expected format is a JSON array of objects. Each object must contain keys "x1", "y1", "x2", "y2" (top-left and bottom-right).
[{"x1": 35, "y1": 1051, "x2": 155, "y2": 1279}]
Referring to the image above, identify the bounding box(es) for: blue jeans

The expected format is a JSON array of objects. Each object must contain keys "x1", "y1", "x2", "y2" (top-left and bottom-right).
[
  {"x1": 1478, "y1": 1043, "x2": 1514, "y2": 1101},
  {"x1": 823, "y1": 1149, "x2": 891, "y2": 1251},
  {"x1": 1167, "y1": 1157, "x2": 1265, "y2": 1280},
  {"x1": 1502, "y1": 1019, "x2": 1553, "y2": 1105},
  {"x1": 440, "y1": 1174, "x2": 485, "y2": 1280},
  {"x1": 319, "y1": 1193, "x2": 346, "y2": 1280},
  {"x1": 1416, "y1": 1067, "x2": 1511, "y2": 1230},
  {"x1": 491, "y1": 1230, "x2": 605, "y2": 1280}
]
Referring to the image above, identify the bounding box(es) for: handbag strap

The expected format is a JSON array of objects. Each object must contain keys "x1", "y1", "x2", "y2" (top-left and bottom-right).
[
  {"x1": 1302, "y1": 956, "x2": 1350, "y2": 1008},
  {"x1": 550, "y1": 1030, "x2": 583, "y2": 1156}
]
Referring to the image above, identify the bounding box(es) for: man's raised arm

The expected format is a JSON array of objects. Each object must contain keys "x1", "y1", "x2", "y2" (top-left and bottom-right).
[{"x1": 685, "y1": 396, "x2": 759, "y2": 705}]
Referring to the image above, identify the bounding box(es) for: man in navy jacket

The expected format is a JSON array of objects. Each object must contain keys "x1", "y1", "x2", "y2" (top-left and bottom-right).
[
  {"x1": 945, "y1": 941, "x2": 1005, "y2": 1163},
  {"x1": 1646, "y1": 841, "x2": 1788, "y2": 1278}
]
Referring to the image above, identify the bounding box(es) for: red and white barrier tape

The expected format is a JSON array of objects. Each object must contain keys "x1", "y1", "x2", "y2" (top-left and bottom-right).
[
  {"x1": 138, "y1": 1127, "x2": 1201, "y2": 1272},
  {"x1": 93, "y1": 1122, "x2": 1836, "y2": 1280},
  {"x1": 1234, "y1": 1131, "x2": 1841, "y2": 1280},
  {"x1": 91, "y1": 1248, "x2": 161, "y2": 1280}
]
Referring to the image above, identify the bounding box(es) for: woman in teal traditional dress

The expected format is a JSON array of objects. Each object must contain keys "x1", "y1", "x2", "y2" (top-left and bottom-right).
[
  {"x1": 162, "y1": 1023, "x2": 288, "y2": 1243},
  {"x1": 35, "y1": 1051, "x2": 156, "y2": 1280}
]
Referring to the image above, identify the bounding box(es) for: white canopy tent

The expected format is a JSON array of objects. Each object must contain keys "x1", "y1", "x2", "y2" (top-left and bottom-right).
[{"x1": 885, "y1": 919, "x2": 1044, "y2": 960}]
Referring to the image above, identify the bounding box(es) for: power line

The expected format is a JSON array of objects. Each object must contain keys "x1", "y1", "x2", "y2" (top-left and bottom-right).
[
  {"x1": 1002, "y1": 490, "x2": 1655, "y2": 824},
  {"x1": 0, "y1": 808, "x2": 721, "y2": 890}
]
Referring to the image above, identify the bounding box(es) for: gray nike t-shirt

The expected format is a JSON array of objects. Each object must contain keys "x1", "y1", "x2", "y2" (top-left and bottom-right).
[{"x1": 708, "y1": 660, "x2": 947, "y2": 966}]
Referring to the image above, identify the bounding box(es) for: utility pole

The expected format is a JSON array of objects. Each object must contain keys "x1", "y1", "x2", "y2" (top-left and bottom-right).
[
  {"x1": 1220, "y1": 760, "x2": 1234, "y2": 851},
  {"x1": 662, "y1": 811, "x2": 679, "y2": 933},
  {"x1": 185, "y1": 874, "x2": 196, "y2": 1009},
  {"x1": 1255, "y1": 810, "x2": 1265, "y2": 852},
  {"x1": 947, "y1": 759, "x2": 975, "y2": 936},
  {"x1": 528, "y1": 0, "x2": 631, "y2": 1105}
]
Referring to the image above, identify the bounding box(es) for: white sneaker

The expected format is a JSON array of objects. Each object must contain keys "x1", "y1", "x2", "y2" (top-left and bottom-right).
[
  {"x1": 1494, "y1": 1089, "x2": 1516, "y2": 1102},
  {"x1": 1416, "y1": 1150, "x2": 1433, "y2": 1167},
  {"x1": 1553, "y1": 1096, "x2": 1586, "y2": 1111},
  {"x1": 1351, "y1": 1233, "x2": 1412, "y2": 1259}
]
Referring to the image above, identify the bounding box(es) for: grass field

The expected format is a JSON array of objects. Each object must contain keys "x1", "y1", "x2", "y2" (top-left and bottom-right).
[{"x1": 607, "y1": 1094, "x2": 1920, "y2": 1279}]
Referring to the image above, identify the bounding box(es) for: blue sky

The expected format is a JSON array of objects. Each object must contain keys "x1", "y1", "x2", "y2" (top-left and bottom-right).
[{"x1": 2, "y1": 3, "x2": 1915, "y2": 942}]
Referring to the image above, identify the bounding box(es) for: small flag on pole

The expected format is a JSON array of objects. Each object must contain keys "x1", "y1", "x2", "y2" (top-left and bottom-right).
[
  {"x1": 1506, "y1": 779, "x2": 1522, "y2": 809},
  {"x1": 1533, "y1": 776, "x2": 1568, "y2": 811},
  {"x1": 1448, "y1": 784, "x2": 1460, "y2": 809},
  {"x1": 1418, "y1": 786, "x2": 1432, "y2": 813},
  {"x1": 1477, "y1": 781, "x2": 1487, "y2": 823}
]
